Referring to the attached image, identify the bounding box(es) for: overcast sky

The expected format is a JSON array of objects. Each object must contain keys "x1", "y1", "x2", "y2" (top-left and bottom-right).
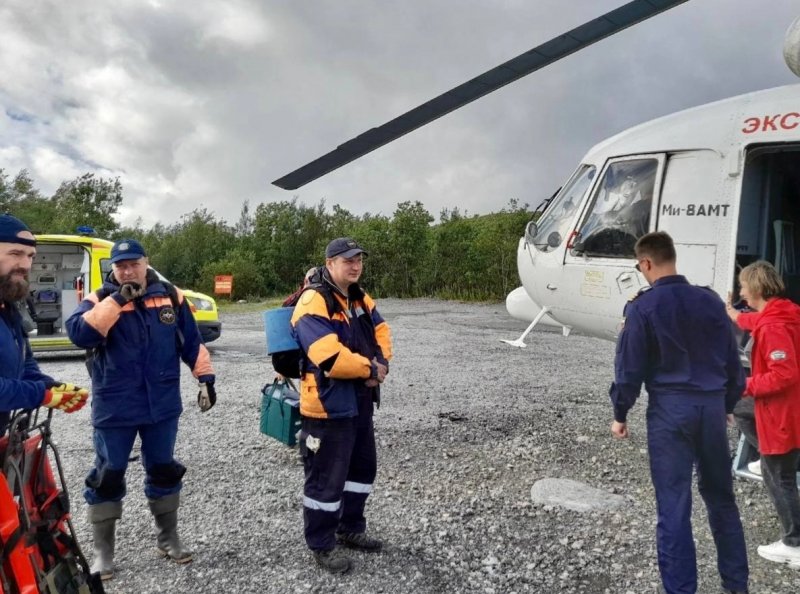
[{"x1": 1, "y1": 0, "x2": 798, "y2": 228}]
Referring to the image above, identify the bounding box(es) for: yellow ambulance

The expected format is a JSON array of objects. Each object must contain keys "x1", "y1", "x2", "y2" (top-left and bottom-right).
[{"x1": 26, "y1": 234, "x2": 221, "y2": 351}]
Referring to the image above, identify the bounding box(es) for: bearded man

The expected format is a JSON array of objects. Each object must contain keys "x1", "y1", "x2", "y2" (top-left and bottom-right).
[{"x1": 0, "y1": 213, "x2": 88, "y2": 434}]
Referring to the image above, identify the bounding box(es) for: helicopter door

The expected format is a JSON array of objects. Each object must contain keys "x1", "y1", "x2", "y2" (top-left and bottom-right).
[
  {"x1": 655, "y1": 150, "x2": 727, "y2": 291},
  {"x1": 735, "y1": 144, "x2": 800, "y2": 303},
  {"x1": 556, "y1": 155, "x2": 664, "y2": 339}
]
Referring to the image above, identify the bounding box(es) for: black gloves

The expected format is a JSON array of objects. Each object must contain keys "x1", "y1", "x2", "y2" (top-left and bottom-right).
[
  {"x1": 119, "y1": 283, "x2": 145, "y2": 302},
  {"x1": 198, "y1": 381, "x2": 216, "y2": 412}
]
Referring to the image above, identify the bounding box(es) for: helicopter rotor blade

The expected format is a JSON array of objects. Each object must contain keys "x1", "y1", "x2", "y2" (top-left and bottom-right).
[{"x1": 273, "y1": 0, "x2": 691, "y2": 190}]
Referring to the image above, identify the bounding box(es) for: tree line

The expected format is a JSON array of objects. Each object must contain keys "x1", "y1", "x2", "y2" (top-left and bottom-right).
[{"x1": 1, "y1": 168, "x2": 534, "y2": 301}]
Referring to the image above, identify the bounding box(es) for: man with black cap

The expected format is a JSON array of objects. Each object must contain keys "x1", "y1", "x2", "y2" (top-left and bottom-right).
[
  {"x1": 291, "y1": 237, "x2": 393, "y2": 573},
  {"x1": 0, "y1": 213, "x2": 88, "y2": 430},
  {"x1": 66, "y1": 238, "x2": 216, "y2": 580}
]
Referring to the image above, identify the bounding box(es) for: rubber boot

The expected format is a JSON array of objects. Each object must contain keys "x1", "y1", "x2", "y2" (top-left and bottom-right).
[
  {"x1": 87, "y1": 501, "x2": 122, "y2": 580},
  {"x1": 148, "y1": 493, "x2": 192, "y2": 563}
]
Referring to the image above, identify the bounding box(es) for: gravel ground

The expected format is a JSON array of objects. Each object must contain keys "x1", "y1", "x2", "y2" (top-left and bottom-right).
[{"x1": 35, "y1": 298, "x2": 800, "y2": 593}]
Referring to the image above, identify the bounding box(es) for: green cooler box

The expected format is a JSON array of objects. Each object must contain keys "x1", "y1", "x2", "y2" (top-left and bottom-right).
[{"x1": 260, "y1": 380, "x2": 302, "y2": 446}]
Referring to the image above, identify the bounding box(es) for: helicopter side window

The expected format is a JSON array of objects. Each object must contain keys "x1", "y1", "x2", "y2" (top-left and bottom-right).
[
  {"x1": 527, "y1": 165, "x2": 596, "y2": 252},
  {"x1": 572, "y1": 159, "x2": 658, "y2": 258}
]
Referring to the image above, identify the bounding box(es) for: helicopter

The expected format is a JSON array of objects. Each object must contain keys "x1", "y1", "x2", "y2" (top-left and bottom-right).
[
  {"x1": 272, "y1": 0, "x2": 800, "y2": 349},
  {"x1": 272, "y1": 1, "x2": 800, "y2": 481},
  {"x1": 503, "y1": 80, "x2": 800, "y2": 346}
]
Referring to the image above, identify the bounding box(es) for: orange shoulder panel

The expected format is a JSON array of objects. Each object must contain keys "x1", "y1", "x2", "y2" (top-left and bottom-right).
[{"x1": 291, "y1": 290, "x2": 330, "y2": 325}]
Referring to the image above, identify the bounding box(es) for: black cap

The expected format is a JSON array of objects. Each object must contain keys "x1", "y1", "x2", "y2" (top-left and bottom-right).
[{"x1": 325, "y1": 237, "x2": 368, "y2": 259}]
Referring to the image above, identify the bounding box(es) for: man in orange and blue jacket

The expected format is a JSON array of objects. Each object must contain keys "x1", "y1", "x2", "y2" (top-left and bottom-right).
[
  {"x1": 67, "y1": 238, "x2": 215, "y2": 580},
  {"x1": 291, "y1": 237, "x2": 392, "y2": 574}
]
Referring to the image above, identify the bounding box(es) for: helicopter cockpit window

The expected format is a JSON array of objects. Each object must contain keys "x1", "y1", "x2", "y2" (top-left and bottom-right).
[
  {"x1": 572, "y1": 158, "x2": 657, "y2": 258},
  {"x1": 527, "y1": 165, "x2": 596, "y2": 252}
]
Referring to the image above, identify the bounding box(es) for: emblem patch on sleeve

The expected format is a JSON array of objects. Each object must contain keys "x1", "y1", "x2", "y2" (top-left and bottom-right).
[
  {"x1": 159, "y1": 307, "x2": 176, "y2": 325},
  {"x1": 769, "y1": 350, "x2": 787, "y2": 361},
  {"x1": 300, "y1": 290, "x2": 315, "y2": 306}
]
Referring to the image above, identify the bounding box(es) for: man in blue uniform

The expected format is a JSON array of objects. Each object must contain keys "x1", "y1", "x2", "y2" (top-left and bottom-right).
[
  {"x1": 609, "y1": 231, "x2": 749, "y2": 594},
  {"x1": 67, "y1": 238, "x2": 216, "y2": 580},
  {"x1": 291, "y1": 238, "x2": 392, "y2": 574},
  {"x1": 0, "y1": 213, "x2": 88, "y2": 427}
]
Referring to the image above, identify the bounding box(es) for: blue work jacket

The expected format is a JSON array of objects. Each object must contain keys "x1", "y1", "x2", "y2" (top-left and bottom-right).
[
  {"x1": 0, "y1": 302, "x2": 54, "y2": 432},
  {"x1": 610, "y1": 275, "x2": 744, "y2": 422},
  {"x1": 66, "y1": 278, "x2": 214, "y2": 428}
]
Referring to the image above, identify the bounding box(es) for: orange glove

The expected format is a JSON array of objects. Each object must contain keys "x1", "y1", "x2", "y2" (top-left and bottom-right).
[{"x1": 42, "y1": 383, "x2": 89, "y2": 413}]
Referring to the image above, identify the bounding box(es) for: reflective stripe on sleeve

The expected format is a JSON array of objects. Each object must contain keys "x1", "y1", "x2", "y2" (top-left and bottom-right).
[
  {"x1": 303, "y1": 496, "x2": 341, "y2": 512},
  {"x1": 343, "y1": 481, "x2": 373, "y2": 494}
]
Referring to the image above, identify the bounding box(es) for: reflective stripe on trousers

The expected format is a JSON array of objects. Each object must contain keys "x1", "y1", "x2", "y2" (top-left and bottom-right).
[{"x1": 301, "y1": 396, "x2": 377, "y2": 551}]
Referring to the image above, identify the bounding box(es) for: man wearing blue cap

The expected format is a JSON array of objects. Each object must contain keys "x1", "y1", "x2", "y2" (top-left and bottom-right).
[
  {"x1": 291, "y1": 237, "x2": 393, "y2": 573},
  {"x1": 67, "y1": 238, "x2": 216, "y2": 580},
  {"x1": 0, "y1": 213, "x2": 88, "y2": 431}
]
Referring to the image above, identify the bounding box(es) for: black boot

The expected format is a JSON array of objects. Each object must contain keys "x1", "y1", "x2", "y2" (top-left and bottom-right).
[
  {"x1": 148, "y1": 494, "x2": 192, "y2": 563},
  {"x1": 88, "y1": 501, "x2": 122, "y2": 580},
  {"x1": 337, "y1": 531, "x2": 383, "y2": 552},
  {"x1": 312, "y1": 548, "x2": 352, "y2": 574}
]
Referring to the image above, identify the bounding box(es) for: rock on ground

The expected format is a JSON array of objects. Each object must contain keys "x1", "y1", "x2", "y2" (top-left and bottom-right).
[{"x1": 530, "y1": 478, "x2": 626, "y2": 512}]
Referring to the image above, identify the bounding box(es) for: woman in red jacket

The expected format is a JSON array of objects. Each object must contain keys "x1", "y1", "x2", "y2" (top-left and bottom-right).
[{"x1": 728, "y1": 260, "x2": 800, "y2": 567}]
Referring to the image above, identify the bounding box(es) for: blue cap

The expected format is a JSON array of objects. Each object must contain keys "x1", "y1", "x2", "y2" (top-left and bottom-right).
[
  {"x1": 325, "y1": 237, "x2": 368, "y2": 259},
  {"x1": 110, "y1": 239, "x2": 147, "y2": 263},
  {"x1": 0, "y1": 214, "x2": 36, "y2": 247}
]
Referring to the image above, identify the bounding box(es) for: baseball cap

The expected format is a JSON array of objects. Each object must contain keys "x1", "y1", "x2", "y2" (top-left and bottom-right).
[
  {"x1": 325, "y1": 237, "x2": 368, "y2": 259},
  {"x1": 0, "y1": 214, "x2": 36, "y2": 247},
  {"x1": 110, "y1": 239, "x2": 147, "y2": 263}
]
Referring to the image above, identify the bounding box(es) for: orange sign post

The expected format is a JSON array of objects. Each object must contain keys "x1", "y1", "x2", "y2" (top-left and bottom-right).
[{"x1": 214, "y1": 275, "x2": 233, "y2": 296}]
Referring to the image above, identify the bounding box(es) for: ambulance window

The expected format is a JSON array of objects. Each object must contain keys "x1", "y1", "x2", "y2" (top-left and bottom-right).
[
  {"x1": 573, "y1": 158, "x2": 658, "y2": 258},
  {"x1": 100, "y1": 258, "x2": 111, "y2": 279},
  {"x1": 528, "y1": 165, "x2": 596, "y2": 252}
]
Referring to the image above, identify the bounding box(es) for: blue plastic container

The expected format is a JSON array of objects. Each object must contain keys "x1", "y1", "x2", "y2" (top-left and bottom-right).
[{"x1": 262, "y1": 307, "x2": 300, "y2": 355}]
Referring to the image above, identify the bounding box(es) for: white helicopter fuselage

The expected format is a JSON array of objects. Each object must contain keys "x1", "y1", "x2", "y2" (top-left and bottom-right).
[{"x1": 510, "y1": 83, "x2": 800, "y2": 342}]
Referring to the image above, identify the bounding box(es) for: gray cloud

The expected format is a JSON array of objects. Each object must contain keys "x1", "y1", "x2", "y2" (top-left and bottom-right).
[{"x1": 0, "y1": 0, "x2": 797, "y2": 227}]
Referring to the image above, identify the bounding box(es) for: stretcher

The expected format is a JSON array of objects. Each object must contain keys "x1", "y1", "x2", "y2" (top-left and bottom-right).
[{"x1": 0, "y1": 409, "x2": 104, "y2": 594}]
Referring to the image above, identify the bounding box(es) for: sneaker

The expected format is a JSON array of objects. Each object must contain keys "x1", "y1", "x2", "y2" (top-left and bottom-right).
[
  {"x1": 337, "y1": 532, "x2": 383, "y2": 552},
  {"x1": 312, "y1": 548, "x2": 352, "y2": 574},
  {"x1": 747, "y1": 459, "x2": 762, "y2": 475},
  {"x1": 757, "y1": 539, "x2": 800, "y2": 565}
]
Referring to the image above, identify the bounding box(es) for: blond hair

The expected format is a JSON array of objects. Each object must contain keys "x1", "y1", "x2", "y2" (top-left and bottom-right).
[{"x1": 738, "y1": 260, "x2": 785, "y2": 300}]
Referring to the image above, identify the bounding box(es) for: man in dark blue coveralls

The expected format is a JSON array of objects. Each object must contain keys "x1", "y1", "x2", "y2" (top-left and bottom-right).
[{"x1": 609, "y1": 232, "x2": 749, "y2": 594}]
